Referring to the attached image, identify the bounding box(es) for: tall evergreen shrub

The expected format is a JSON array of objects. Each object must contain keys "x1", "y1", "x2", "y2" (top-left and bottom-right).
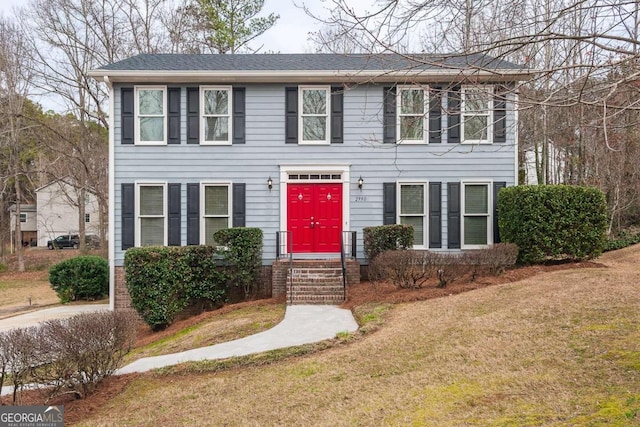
[{"x1": 498, "y1": 185, "x2": 607, "y2": 263}]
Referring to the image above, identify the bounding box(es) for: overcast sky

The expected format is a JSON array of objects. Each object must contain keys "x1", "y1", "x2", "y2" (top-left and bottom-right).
[{"x1": 0, "y1": 0, "x2": 354, "y2": 53}]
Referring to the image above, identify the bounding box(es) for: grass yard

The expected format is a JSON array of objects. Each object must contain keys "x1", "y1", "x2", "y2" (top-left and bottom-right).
[
  {"x1": 72, "y1": 245, "x2": 640, "y2": 427},
  {"x1": 0, "y1": 270, "x2": 58, "y2": 317}
]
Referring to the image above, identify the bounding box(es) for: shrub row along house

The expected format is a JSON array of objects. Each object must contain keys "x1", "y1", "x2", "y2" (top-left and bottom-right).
[{"x1": 89, "y1": 53, "x2": 532, "y2": 309}]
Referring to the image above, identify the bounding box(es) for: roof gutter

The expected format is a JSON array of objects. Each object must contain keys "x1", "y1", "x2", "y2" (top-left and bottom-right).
[{"x1": 87, "y1": 68, "x2": 534, "y2": 84}]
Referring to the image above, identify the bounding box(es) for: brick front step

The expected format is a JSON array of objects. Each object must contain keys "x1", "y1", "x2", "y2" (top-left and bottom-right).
[{"x1": 286, "y1": 261, "x2": 345, "y2": 305}]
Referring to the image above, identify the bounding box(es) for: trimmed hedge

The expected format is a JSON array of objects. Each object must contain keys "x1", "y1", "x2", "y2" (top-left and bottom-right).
[
  {"x1": 125, "y1": 246, "x2": 227, "y2": 330},
  {"x1": 49, "y1": 256, "x2": 108, "y2": 303},
  {"x1": 214, "y1": 228, "x2": 263, "y2": 299},
  {"x1": 498, "y1": 185, "x2": 607, "y2": 264},
  {"x1": 363, "y1": 224, "x2": 414, "y2": 261}
]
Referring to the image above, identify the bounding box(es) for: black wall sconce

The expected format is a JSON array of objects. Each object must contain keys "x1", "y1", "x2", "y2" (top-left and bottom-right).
[
  {"x1": 267, "y1": 176, "x2": 273, "y2": 191},
  {"x1": 358, "y1": 176, "x2": 364, "y2": 190}
]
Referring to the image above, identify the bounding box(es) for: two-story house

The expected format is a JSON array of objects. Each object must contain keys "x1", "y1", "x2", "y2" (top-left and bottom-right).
[{"x1": 89, "y1": 53, "x2": 531, "y2": 310}]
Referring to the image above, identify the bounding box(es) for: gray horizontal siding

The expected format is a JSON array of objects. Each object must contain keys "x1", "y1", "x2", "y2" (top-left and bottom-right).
[{"x1": 113, "y1": 83, "x2": 517, "y2": 265}]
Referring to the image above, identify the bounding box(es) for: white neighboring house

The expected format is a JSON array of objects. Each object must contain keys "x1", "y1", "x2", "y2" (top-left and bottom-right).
[
  {"x1": 524, "y1": 143, "x2": 565, "y2": 185},
  {"x1": 36, "y1": 180, "x2": 101, "y2": 247},
  {"x1": 9, "y1": 204, "x2": 37, "y2": 247}
]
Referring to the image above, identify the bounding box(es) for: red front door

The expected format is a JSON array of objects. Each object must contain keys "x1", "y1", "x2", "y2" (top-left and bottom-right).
[{"x1": 287, "y1": 183, "x2": 342, "y2": 253}]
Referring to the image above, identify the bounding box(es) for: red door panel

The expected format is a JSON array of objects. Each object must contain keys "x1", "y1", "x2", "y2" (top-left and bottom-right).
[{"x1": 287, "y1": 183, "x2": 342, "y2": 253}]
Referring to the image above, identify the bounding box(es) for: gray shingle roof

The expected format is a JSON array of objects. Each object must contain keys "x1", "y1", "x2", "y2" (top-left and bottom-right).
[{"x1": 97, "y1": 53, "x2": 526, "y2": 72}]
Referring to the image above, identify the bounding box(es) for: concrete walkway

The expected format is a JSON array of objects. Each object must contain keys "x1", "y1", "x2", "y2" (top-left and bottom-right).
[
  {"x1": 118, "y1": 305, "x2": 358, "y2": 374},
  {"x1": 0, "y1": 304, "x2": 110, "y2": 332}
]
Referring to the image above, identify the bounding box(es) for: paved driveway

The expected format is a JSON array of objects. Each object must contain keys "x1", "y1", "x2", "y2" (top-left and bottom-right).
[{"x1": 0, "y1": 304, "x2": 110, "y2": 332}]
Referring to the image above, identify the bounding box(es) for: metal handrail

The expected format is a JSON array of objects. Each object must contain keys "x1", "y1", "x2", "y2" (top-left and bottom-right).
[
  {"x1": 340, "y1": 232, "x2": 347, "y2": 301},
  {"x1": 276, "y1": 231, "x2": 294, "y2": 304}
]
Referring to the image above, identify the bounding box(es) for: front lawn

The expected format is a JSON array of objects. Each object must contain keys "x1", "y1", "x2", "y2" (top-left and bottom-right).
[{"x1": 71, "y1": 246, "x2": 640, "y2": 426}]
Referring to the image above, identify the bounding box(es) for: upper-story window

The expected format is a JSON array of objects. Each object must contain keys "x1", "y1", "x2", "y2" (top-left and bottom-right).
[
  {"x1": 461, "y1": 86, "x2": 493, "y2": 144},
  {"x1": 136, "y1": 183, "x2": 166, "y2": 246},
  {"x1": 135, "y1": 87, "x2": 166, "y2": 145},
  {"x1": 19, "y1": 213, "x2": 26, "y2": 223},
  {"x1": 299, "y1": 86, "x2": 330, "y2": 144},
  {"x1": 201, "y1": 86, "x2": 232, "y2": 145},
  {"x1": 397, "y1": 87, "x2": 427, "y2": 143}
]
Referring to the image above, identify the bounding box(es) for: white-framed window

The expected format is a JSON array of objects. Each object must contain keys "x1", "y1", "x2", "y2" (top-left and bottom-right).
[
  {"x1": 200, "y1": 183, "x2": 232, "y2": 245},
  {"x1": 461, "y1": 85, "x2": 493, "y2": 144},
  {"x1": 299, "y1": 86, "x2": 330, "y2": 144},
  {"x1": 397, "y1": 86, "x2": 427, "y2": 143},
  {"x1": 135, "y1": 86, "x2": 166, "y2": 145},
  {"x1": 201, "y1": 86, "x2": 232, "y2": 145},
  {"x1": 136, "y1": 182, "x2": 167, "y2": 246},
  {"x1": 398, "y1": 182, "x2": 427, "y2": 247},
  {"x1": 462, "y1": 182, "x2": 492, "y2": 248},
  {"x1": 19, "y1": 213, "x2": 26, "y2": 223},
  {"x1": 85, "y1": 213, "x2": 90, "y2": 223}
]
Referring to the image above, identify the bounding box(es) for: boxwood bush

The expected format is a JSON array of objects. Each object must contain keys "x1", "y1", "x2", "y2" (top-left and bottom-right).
[
  {"x1": 125, "y1": 246, "x2": 227, "y2": 330},
  {"x1": 214, "y1": 227, "x2": 263, "y2": 299},
  {"x1": 498, "y1": 185, "x2": 607, "y2": 264},
  {"x1": 49, "y1": 255, "x2": 108, "y2": 302},
  {"x1": 363, "y1": 224, "x2": 414, "y2": 261}
]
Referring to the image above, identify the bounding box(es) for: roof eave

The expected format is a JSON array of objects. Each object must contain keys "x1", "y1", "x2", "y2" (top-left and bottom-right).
[{"x1": 87, "y1": 69, "x2": 534, "y2": 84}]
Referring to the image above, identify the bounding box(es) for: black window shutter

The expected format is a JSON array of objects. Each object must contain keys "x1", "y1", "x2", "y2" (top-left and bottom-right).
[
  {"x1": 186, "y1": 183, "x2": 200, "y2": 245},
  {"x1": 331, "y1": 87, "x2": 344, "y2": 144},
  {"x1": 187, "y1": 87, "x2": 199, "y2": 144},
  {"x1": 233, "y1": 87, "x2": 246, "y2": 144},
  {"x1": 285, "y1": 87, "x2": 298, "y2": 144},
  {"x1": 167, "y1": 183, "x2": 181, "y2": 245},
  {"x1": 448, "y1": 86, "x2": 461, "y2": 144},
  {"x1": 494, "y1": 87, "x2": 507, "y2": 143},
  {"x1": 383, "y1": 182, "x2": 396, "y2": 225},
  {"x1": 121, "y1": 88, "x2": 134, "y2": 145},
  {"x1": 232, "y1": 183, "x2": 246, "y2": 227},
  {"x1": 429, "y1": 182, "x2": 442, "y2": 248},
  {"x1": 168, "y1": 88, "x2": 181, "y2": 144},
  {"x1": 121, "y1": 183, "x2": 135, "y2": 249},
  {"x1": 383, "y1": 87, "x2": 396, "y2": 144},
  {"x1": 493, "y1": 181, "x2": 506, "y2": 243},
  {"x1": 429, "y1": 86, "x2": 442, "y2": 144},
  {"x1": 447, "y1": 182, "x2": 461, "y2": 249}
]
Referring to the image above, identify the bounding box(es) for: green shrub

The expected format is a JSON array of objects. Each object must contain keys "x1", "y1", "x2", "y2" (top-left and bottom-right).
[
  {"x1": 49, "y1": 256, "x2": 108, "y2": 302},
  {"x1": 363, "y1": 224, "x2": 414, "y2": 261},
  {"x1": 214, "y1": 228, "x2": 263, "y2": 299},
  {"x1": 604, "y1": 230, "x2": 640, "y2": 252},
  {"x1": 498, "y1": 185, "x2": 607, "y2": 264},
  {"x1": 125, "y1": 246, "x2": 227, "y2": 330}
]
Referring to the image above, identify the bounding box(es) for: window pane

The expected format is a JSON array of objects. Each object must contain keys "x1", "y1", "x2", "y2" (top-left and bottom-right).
[
  {"x1": 140, "y1": 186, "x2": 164, "y2": 215},
  {"x1": 205, "y1": 117, "x2": 229, "y2": 141},
  {"x1": 400, "y1": 116, "x2": 423, "y2": 140},
  {"x1": 204, "y1": 90, "x2": 228, "y2": 115},
  {"x1": 138, "y1": 89, "x2": 163, "y2": 115},
  {"x1": 464, "y1": 88, "x2": 490, "y2": 112},
  {"x1": 465, "y1": 185, "x2": 488, "y2": 214},
  {"x1": 140, "y1": 218, "x2": 164, "y2": 246},
  {"x1": 463, "y1": 115, "x2": 488, "y2": 141},
  {"x1": 401, "y1": 185, "x2": 424, "y2": 215},
  {"x1": 205, "y1": 217, "x2": 229, "y2": 245},
  {"x1": 204, "y1": 186, "x2": 228, "y2": 216},
  {"x1": 464, "y1": 217, "x2": 487, "y2": 245},
  {"x1": 400, "y1": 89, "x2": 424, "y2": 114},
  {"x1": 139, "y1": 117, "x2": 164, "y2": 142},
  {"x1": 302, "y1": 90, "x2": 326, "y2": 114},
  {"x1": 400, "y1": 216, "x2": 424, "y2": 246},
  {"x1": 303, "y1": 117, "x2": 326, "y2": 140}
]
